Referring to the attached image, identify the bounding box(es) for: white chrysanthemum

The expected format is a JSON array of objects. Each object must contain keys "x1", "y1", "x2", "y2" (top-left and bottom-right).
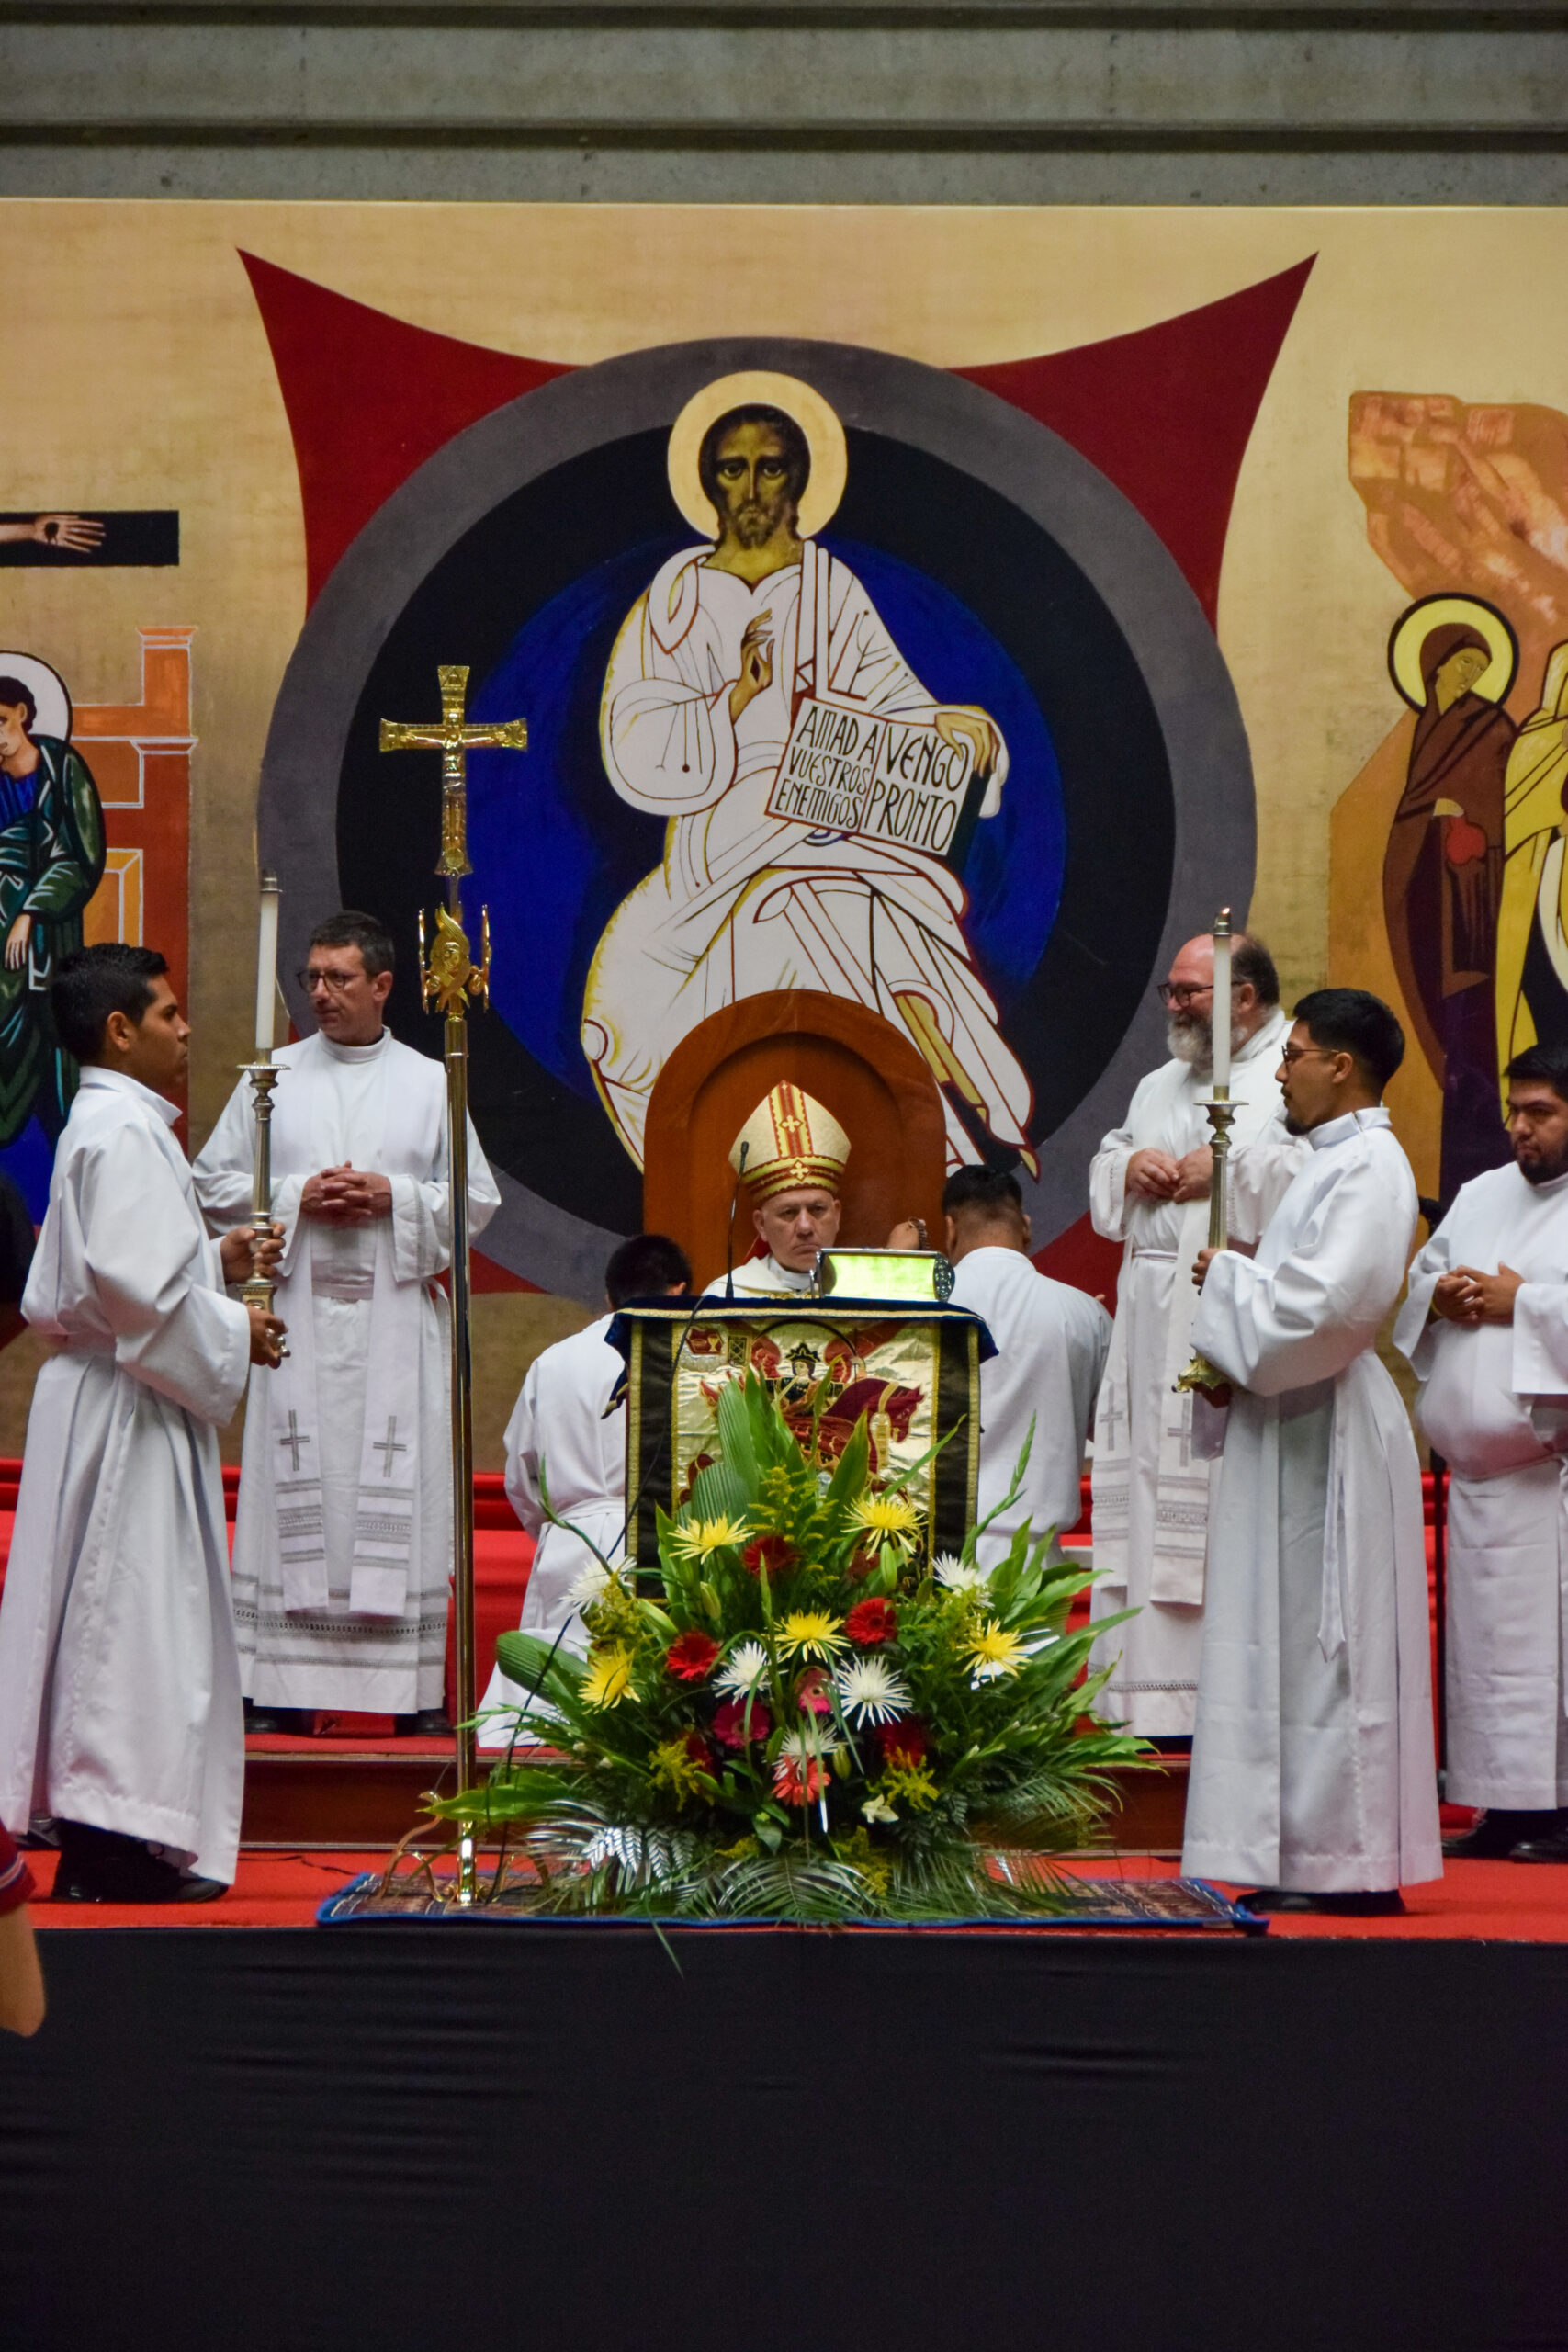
[
  {"x1": 779, "y1": 1723, "x2": 841, "y2": 1761},
  {"x1": 932, "y1": 1552, "x2": 990, "y2": 1594},
  {"x1": 834, "y1": 1655, "x2": 912, "y2": 1727},
  {"x1": 715, "y1": 1639, "x2": 770, "y2": 1698},
  {"x1": 566, "y1": 1559, "x2": 611, "y2": 1612}
]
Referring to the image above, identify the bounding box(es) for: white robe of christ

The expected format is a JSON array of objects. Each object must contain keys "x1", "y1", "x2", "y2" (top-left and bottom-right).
[
  {"x1": 1183, "y1": 1107, "x2": 1443, "y2": 1894},
  {"x1": 478, "y1": 1314, "x2": 626, "y2": 1748},
  {"x1": 194, "y1": 1029, "x2": 498, "y2": 1713},
  {"x1": 584, "y1": 542, "x2": 1033, "y2": 1172},
  {"x1": 1086, "y1": 1008, "x2": 1306, "y2": 1735},
  {"x1": 0, "y1": 1069, "x2": 251, "y2": 1880},
  {"x1": 1394, "y1": 1164, "x2": 1568, "y2": 1811},
  {"x1": 948, "y1": 1246, "x2": 1111, "y2": 1570}
]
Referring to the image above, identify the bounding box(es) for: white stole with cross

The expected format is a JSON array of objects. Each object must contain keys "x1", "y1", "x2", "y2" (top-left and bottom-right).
[{"x1": 266, "y1": 1046, "x2": 426, "y2": 1619}]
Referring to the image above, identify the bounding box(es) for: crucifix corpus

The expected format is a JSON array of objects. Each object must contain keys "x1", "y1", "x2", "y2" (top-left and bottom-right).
[{"x1": 380, "y1": 663, "x2": 527, "y2": 1900}]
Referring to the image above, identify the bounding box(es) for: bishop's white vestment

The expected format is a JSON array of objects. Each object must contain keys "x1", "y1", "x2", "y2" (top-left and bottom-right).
[
  {"x1": 1087, "y1": 1007, "x2": 1306, "y2": 1734},
  {"x1": 0, "y1": 1069, "x2": 251, "y2": 1881},
  {"x1": 948, "y1": 1246, "x2": 1111, "y2": 1569},
  {"x1": 478, "y1": 1314, "x2": 626, "y2": 1748},
  {"x1": 702, "y1": 1253, "x2": 815, "y2": 1302},
  {"x1": 194, "y1": 1029, "x2": 498, "y2": 1714},
  {"x1": 1183, "y1": 1107, "x2": 1443, "y2": 1894},
  {"x1": 584, "y1": 542, "x2": 1033, "y2": 1172},
  {"x1": 1394, "y1": 1163, "x2": 1568, "y2": 1811}
]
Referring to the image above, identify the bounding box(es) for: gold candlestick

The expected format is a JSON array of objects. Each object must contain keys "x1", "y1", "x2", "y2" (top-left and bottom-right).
[
  {"x1": 381, "y1": 665, "x2": 526, "y2": 1905},
  {"x1": 1174, "y1": 1093, "x2": 1236, "y2": 1396}
]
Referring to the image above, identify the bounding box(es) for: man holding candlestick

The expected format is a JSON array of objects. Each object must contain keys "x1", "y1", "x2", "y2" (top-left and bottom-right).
[
  {"x1": 1087, "y1": 930, "x2": 1306, "y2": 1741},
  {"x1": 0, "y1": 944, "x2": 286, "y2": 1901},
  {"x1": 1183, "y1": 988, "x2": 1443, "y2": 1912},
  {"x1": 195, "y1": 909, "x2": 499, "y2": 1735}
]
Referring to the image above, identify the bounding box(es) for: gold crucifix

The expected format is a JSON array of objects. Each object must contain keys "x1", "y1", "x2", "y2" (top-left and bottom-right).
[{"x1": 378, "y1": 662, "x2": 527, "y2": 881}]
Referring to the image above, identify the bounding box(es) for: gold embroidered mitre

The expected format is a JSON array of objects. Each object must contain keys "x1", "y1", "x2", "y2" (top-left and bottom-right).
[{"x1": 728, "y1": 1083, "x2": 850, "y2": 1205}]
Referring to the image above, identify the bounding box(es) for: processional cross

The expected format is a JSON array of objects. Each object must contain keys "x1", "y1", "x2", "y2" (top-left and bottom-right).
[{"x1": 379, "y1": 662, "x2": 528, "y2": 1896}]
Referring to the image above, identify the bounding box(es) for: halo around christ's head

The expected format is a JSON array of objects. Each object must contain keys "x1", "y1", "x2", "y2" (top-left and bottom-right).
[
  {"x1": 667, "y1": 370, "x2": 849, "y2": 541},
  {"x1": 0, "y1": 650, "x2": 71, "y2": 742},
  {"x1": 1389, "y1": 594, "x2": 1518, "y2": 711}
]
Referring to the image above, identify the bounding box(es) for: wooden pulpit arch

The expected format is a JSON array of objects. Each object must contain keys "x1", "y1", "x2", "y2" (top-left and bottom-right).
[{"x1": 641, "y1": 990, "x2": 948, "y2": 1287}]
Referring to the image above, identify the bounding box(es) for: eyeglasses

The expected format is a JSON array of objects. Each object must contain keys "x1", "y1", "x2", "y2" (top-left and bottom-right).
[
  {"x1": 1279, "y1": 1046, "x2": 1340, "y2": 1067},
  {"x1": 297, "y1": 967, "x2": 365, "y2": 995},
  {"x1": 1156, "y1": 980, "x2": 1244, "y2": 1008}
]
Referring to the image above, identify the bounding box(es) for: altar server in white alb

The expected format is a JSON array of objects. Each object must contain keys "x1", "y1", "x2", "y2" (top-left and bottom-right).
[
  {"x1": 1395, "y1": 1043, "x2": 1568, "y2": 1863},
  {"x1": 195, "y1": 910, "x2": 498, "y2": 1734},
  {"x1": 703, "y1": 1082, "x2": 849, "y2": 1299},
  {"x1": 479, "y1": 1232, "x2": 692, "y2": 1747},
  {"x1": 892, "y1": 1166, "x2": 1110, "y2": 1568},
  {"x1": 1185, "y1": 989, "x2": 1442, "y2": 1914},
  {"x1": 0, "y1": 946, "x2": 285, "y2": 1902},
  {"x1": 1088, "y1": 933, "x2": 1305, "y2": 1739}
]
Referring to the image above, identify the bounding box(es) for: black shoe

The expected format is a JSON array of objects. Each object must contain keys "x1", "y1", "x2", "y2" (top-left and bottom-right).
[
  {"x1": 395, "y1": 1709, "x2": 451, "y2": 1737},
  {"x1": 1444, "y1": 1808, "x2": 1558, "y2": 1860},
  {"x1": 245, "y1": 1704, "x2": 310, "y2": 1736},
  {"x1": 1509, "y1": 1823, "x2": 1568, "y2": 1863},
  {"x1": 1241, "y1": 1886, "x2": 1405, "y2": 1917},
  {"x1": 51, "y1": 1820, "x2": 228, "y2": 1905}
]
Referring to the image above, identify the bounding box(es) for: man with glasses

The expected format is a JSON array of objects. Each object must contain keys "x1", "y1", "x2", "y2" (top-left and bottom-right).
[
  {"x1": 1088, "y1": 932, "x2": 1304, "y2": 1744},
  {"x1": 196, "y1": 910, "x2": 499, "y2": 1736},
  {"x1": 1183, "y1": 989, "x2": 1442, "y2": 1913}
]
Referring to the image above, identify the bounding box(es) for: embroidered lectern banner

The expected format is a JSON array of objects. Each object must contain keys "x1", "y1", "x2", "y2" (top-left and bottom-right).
[{"x1": 610, "y1": 1301, "x2": 989, "y2": 1571}]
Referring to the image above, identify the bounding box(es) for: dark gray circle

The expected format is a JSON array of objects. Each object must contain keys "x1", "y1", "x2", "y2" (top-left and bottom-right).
[{"x1": 260, "y1": 335, "x2": 1254, "y2": 1300}]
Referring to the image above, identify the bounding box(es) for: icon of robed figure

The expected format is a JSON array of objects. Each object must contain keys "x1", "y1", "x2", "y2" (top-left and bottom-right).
[
  {"x1": 581, "y1": 373, "x2": 1036, "y2": 1176},
  {"x1": 0, "y1": 665, "x2": 106, "y2": 1146}
]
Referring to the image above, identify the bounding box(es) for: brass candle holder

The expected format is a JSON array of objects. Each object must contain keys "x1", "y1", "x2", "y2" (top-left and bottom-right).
[{"x1": 1173, "y1": 1090, "x2": 1235, "y2": 1396}]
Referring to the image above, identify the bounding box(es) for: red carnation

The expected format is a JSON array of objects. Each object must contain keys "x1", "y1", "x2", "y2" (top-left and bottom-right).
[
  {"x1": 845, "y1": 1598, "x2": 897, "y2": 1647},
  {"x1": 876, "y1": 1717, "x2": 929, "y2": 1768},
  {"x1": 713, "y1": 1696, "x2": 773, "y2": 1749},
  {"x1": 742, "y1": 1535, "x2": 797, "y2": 1578},
  {"x1": 665, "y1": 1630, "x2": 721, "y2": 1683}
]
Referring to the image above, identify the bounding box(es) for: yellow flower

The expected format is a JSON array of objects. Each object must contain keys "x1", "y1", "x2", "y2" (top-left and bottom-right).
[
  {"x1": 882, "y1": 1761, "x2": 939, "y2": 1812},
  {"x1": 964, "y1": 1618, "x2": 1028, "y2": 1682},
  {"x1": 670, "y1": 1513, "x2": 750, "y2": 1563},
  {"x1": 579, "y1": 1645, "x2": 635, "y2": 1708},
  {"x1": 848, "y1": 1491, "x2": 921, "y2": 1544},
  {"x1": 649, "y1": 1735, "x2": 712, "y2": 1804},
  {"x1": 776, "y1": 1609, "x2": 848, "y2": 1662}
]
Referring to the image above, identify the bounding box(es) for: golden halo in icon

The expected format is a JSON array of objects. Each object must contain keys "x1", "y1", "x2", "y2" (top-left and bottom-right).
[
  {"x1": 667, "y1": 370, "x2": 848, "y2": 542},
  {"x1": 1389, "y1": 594, "x2": 1517, "y2": 711}
]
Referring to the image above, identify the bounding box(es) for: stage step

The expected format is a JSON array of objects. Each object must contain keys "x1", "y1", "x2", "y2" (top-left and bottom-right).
[{"x1": 240, "y1": 1739, "x2": 1189, "y2": 1854}]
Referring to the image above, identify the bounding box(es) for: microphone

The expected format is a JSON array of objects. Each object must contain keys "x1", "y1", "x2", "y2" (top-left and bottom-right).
[{"x1": 725, "y1": 1140, "x2": 749, "y2": 1300}]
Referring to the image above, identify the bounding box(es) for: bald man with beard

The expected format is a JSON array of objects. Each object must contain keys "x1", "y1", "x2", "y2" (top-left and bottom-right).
[{"x1": 1087, "y1": 932, "x2": 1307, "y2": 1744}]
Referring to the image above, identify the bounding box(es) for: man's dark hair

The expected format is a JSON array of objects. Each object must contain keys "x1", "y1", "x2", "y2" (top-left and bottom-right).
[
  {"x1": 605, "y1": 1232, "x2": 693, "y2": 1307},
  {"x1": 309, "y1": 910, "x2": 394, "y2": 978},
  {"x1": 0, "y1": 677, "x2": 38, "y2": 730},
  {"x1": 51, "y1": 944, "x2": 168, "y2": 1062},
  {"x1": 1505, "y1": 1044, "x2": 1568, "y2": 1102},
  {"x1": 1292, "y1": 988, "x2": 1405, "y2": 1091},
  {"x1": 942, "y1": 1165, "x2": 1024, "y2": 1221},
  {"x1": 1233, "y1": 933, "x2": 1280, "y2": 1008},
  {"x1": 697, "y1": 404, "x2": 811, "y2": 517}
]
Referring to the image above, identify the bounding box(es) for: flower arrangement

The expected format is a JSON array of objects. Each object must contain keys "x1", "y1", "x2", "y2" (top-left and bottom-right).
[{"x1": 440, "y1": 1374, "x2": 1140, "y2": 1921}]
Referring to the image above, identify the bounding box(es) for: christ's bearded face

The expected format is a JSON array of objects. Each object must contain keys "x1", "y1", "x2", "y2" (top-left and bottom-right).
[{"x1": 711, "y1": 422, "x2": 798, "y2": 549}]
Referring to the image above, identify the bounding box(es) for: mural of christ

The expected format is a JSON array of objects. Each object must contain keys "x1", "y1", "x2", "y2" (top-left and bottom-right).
[{"x1": 579, "y1": 371, "x2": 1037, "y2": 1175}]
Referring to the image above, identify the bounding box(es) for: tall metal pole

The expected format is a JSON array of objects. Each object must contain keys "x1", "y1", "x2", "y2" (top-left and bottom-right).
[{"x1": 381, "y1": 666, "x2": 525, "y2": 1904}]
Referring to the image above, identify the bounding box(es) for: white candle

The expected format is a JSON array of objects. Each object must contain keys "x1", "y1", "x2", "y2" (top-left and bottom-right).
[
  {"x1": 254, "y1": 874, "x2": 280, "y2": 1056},
  {"x1": 1212, "y1": 909, "x2": 1232, "y2": 1095}
]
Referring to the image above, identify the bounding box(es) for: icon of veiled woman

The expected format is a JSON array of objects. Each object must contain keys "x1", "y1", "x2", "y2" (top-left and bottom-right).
[
  {"x1": 1382, "y1": 596, "x2": 1518, "y2": 1206},
  {"x1": 0, "y1": 654, "x2": 106, "y2": 1146},
  {"x1": 1495, "y1": 640, "x2": 1568, "y2": 1075}
]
